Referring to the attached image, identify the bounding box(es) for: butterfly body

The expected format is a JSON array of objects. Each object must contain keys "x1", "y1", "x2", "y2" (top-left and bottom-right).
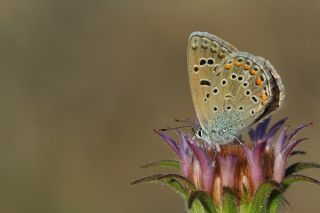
[{"x1": 188, "y1": 32, "x2": 284, "y2": 145}]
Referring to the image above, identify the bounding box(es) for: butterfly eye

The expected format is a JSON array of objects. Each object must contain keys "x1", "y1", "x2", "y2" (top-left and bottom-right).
[{"x1": 197, "y1": 130, "x2": 202, "y2": 137}]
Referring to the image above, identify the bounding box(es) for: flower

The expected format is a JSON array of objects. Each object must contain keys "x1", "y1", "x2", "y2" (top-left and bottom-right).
[{"x1": 132, "y1": 118, "x2": 320, "y2": 213}]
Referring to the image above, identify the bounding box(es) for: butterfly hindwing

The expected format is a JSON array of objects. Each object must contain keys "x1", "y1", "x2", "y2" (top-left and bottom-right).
[{"x1": 208, "y1": 52, "x2": 285, "y2": 138}]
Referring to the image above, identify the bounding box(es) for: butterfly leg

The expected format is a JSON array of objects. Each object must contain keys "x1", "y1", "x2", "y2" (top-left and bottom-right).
[
  {"x1": 234, "y1": 136, "x2": 244, "y2": 145},
  {"x1": 215, "y1": 144, "x2": 221, "y2": 152}
]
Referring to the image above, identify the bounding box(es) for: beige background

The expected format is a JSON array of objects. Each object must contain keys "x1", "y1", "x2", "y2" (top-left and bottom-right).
[{"x1": 0, "y1": 0, "x2": 319, "y2": 212}]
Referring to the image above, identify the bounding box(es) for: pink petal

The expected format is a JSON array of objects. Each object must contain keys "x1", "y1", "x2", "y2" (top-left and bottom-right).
[
  {"x1": 186, "y1": 139, "x2": 213, "y2": 193},
  {"x1": 154, "y1": 130, "x2": 180, "y2": 157}
]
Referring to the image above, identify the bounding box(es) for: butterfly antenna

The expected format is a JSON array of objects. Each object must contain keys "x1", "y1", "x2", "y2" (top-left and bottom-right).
[
  {"x1": 174, "y1": 118, "x2": 198, "y2": 126},
  {"x1": 159, "y1": 125, "x2": 193, "y2": 132},
  {"x1": 174, "y1": 118, "x2": 189, "y2": 122}
]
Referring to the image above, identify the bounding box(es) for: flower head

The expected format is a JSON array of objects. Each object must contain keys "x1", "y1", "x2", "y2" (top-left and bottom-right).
[{"x1": 133, "y1": 118, "x2": 320, "y2": 213}]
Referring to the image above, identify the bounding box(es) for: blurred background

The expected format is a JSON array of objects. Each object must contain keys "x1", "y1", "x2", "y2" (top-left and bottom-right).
[{"x1": 0, "y1": 0, "x2": 319, "y2": 212}]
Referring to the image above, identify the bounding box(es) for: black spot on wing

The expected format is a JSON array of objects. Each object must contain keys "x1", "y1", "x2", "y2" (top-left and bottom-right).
[{"x1": 200, "y1": 79, "x2": 211, "y2": 86}]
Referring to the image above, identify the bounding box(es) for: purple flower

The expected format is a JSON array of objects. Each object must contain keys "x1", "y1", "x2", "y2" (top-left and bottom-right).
[
  {"x1": 134, "y1": 118, "x2": 320, "y2": 212},
  {"x1": 156, "y1": 118, "x2": 313, "y2": 194}
]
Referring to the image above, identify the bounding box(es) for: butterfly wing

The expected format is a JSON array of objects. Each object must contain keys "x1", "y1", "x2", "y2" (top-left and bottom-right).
[
  {"x1": 187, "y1": 32, "x2": 238, "y2": 131},
  {"x1": 187, "y1": 32, "x2": 285, "y2": 144},
  {"x1": 207, "y1": 52, "x2": 285, "y2": 138}
]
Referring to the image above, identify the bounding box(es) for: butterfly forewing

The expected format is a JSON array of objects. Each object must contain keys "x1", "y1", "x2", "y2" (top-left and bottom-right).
[{"x1": 187, "y1": 32, "x2": 238, "y2": 131}]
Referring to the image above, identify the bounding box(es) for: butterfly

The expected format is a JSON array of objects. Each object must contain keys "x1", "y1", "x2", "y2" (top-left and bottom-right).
[{"x1": 187, "y1": 32, "x2": 285, "y2": 145}]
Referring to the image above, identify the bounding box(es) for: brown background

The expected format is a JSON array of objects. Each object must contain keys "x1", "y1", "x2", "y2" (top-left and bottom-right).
[{"x1": 0, "y1": 0, "x2": 319, "y2": 212}]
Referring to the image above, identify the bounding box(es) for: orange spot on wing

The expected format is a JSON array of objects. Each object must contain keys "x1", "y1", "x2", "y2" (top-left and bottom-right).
[
  {"x1": 260, "y1": 93, "x2": 267, "y2": 105},
  {"x1": 235, "y1": 62, "x2": 242, "y2": 67},
  {"x1": 256, "y1": 78, "x2": 262, "y2": 86},
  {"x1": 250, "y1": 69, "x2": 257, "y2": 75},
  {"x1": 244, "y1": 65, "x2": 250, "y2": 70},
  {"x1": 224, "y1": 64, "x2": 232, "y2": 70}
]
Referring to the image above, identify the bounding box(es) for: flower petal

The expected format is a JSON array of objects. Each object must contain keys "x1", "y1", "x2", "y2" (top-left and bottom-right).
[
  {"x1": 256, "y1": 117, "x2": 271, "y2": 140},
  {"x1": 154, "y1": 130, "x2": 180, "y2": 157},
  {"x1": 253, "y1": 140, "x2": 267, "y2": 162},
  {"x1": 288, "y1": 122, "x2": 313, "y2": 141},
  {"x1": 217, "y1": 154, "x2": 238, "y2": 188},
  {"x1": 186, "y1": 139, "x2": 213, "y2": 193},
  {"x1": 177, "y1": 131, "x2": 192, "y2": 177},
  {"x1": 273, "y1": 154, "x2": 285, "y2": 182},
  {"x1": 248, "y1": 128, "x2": 258, "y2": 142},
  {"x1": 242, "y1": 143, "x2": 265, "y2": 190},
  {"x1": 283, "y1": 138, "x2": 309, "y2": 160},
  {"x1": 274, "y1": 127, "x2": 288, "y2": 154},
  {"x1": 265, "y1": 117, "x2": 287, "y2": 140}
]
